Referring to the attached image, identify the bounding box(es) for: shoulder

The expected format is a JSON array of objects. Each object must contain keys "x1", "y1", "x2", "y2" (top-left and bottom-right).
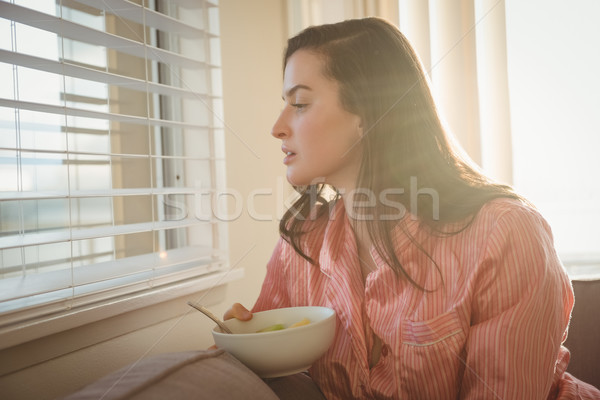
[
  {"x1": 437, "y1": 197, "x2": 559, "y2": 276},
  {"x1": 472, "y1": 197, "x2": 559, "y2": 274},
  {"x1": 438, "y1": 197, "x2": 552, "y2": 254},
  {"x1": 473, "y1": 197, "x2": 552, "y2": 238},
  {"x1": 478, "y1": 196, "x2": 539, "y2": 219}
]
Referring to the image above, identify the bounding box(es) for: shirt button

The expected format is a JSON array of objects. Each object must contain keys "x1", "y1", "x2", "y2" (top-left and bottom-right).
[
  {"x1": 381, "y1": 345, "x2": 389, "y2": 357},
  {"x1": 360, "y1": 384, "x2": 367, "y2": 394}
]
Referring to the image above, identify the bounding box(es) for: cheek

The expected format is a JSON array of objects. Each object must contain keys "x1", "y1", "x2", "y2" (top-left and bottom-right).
[
  {"x1": 295, "y1": 109, "x2": 360, "y2": 158},
  {"x1": 295, "y1": 119, "x2": 325, "y2": 151}
]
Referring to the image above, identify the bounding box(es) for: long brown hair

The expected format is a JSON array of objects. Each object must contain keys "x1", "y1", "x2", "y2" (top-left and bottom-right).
[{"x1": 279, "y1": 18, "x2": 522, "y2": 286}]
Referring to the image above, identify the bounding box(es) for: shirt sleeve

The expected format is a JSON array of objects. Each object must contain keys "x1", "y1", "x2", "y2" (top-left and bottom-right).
[
  {"x1": 460, "y1": 205, "x2": 574, "y2": 400},
  {"x1": 251, "y1": 237, "x2": 292, "y2": 312}
]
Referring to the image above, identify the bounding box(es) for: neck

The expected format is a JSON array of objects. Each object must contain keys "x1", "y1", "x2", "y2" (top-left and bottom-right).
[
  {"x1": 339, "y1": 186, "x2": 381, "y2": 281},
  {"x1": 341, "y1": 189, "x2": 371, "y2": 250}
]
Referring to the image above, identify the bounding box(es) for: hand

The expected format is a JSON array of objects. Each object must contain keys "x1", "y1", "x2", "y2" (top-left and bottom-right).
[
  {"x1": 208, "y1": 303, "x2": 253, "y2": 350},
  {"x1": 223, "y1": 302, "x2": 253, "y2": 321}
]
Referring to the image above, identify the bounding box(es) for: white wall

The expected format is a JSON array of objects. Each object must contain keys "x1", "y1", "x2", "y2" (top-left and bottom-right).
[
  {"x1": 215, "y1": 0, "x2": 290, "y2": 318},
  {"x1": 0, "y1": 1, "x2": 288, "y2": 398}
]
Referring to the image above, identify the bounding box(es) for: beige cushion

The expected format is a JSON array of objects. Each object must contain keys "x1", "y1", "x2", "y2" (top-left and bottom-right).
[{"x1": 61, "y1": 349, "x2": 279, "y2": 400}]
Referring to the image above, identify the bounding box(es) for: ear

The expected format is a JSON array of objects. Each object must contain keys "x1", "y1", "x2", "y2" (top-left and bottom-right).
[{"x1": 357, "y1": 117, "x2": 364, "y2": 138}]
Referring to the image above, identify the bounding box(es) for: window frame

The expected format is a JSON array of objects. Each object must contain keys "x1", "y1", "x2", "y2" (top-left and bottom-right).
[{"x1": 0, "y1": 0, "x2": 238, "y2": 349}]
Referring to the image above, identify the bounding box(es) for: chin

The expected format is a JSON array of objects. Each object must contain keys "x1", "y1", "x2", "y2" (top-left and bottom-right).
[
  {"x1": 286, "y1": 176, "x2": 306, "y2": 187},
  {"x1": 286, "y1": 171, "x2": 321, "y2": 188}
]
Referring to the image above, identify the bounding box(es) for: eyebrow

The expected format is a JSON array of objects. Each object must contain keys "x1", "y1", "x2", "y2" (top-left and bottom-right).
[{"x1": 282, "y1": 84, "x2": 312, "y2": 99}]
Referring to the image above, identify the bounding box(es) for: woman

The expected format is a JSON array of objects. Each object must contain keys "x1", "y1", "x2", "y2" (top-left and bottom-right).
[{"x1": 225, "y1": 18, "x2": 600, "y2": 399}]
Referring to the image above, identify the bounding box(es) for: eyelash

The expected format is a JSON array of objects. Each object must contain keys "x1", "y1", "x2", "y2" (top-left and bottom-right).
[{"x1": 291, "y1": 103, "x2": 307, "y2": 110}]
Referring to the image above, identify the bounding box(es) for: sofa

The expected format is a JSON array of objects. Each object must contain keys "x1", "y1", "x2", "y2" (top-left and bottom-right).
[
  {"x1": 564, "y1": 278, "x2": 600, "y2": 389},
  {"x1": 60, "y1": 348, "x2": 326, "y2": 400}
]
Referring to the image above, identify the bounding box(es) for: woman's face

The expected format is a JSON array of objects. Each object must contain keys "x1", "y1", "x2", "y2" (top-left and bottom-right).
[{"x1": 271, "y1": 50, "x2": 363, "y2": 190}]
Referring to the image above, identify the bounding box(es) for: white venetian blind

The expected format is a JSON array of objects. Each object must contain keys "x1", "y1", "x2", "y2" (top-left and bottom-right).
[{"x1": 0, "y1": 0, "x2": 231, "y2": 328}]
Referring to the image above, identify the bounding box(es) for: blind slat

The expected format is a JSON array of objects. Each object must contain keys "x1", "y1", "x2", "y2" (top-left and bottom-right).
[
  {"x1": 0, "y1": 187, "x2": 211, "y2": 201},
  {"x1": 0, "y1": 49, "x2": 216, "y2": 100},
  {"x1": 0, "y1": 1, "x2": 210, "y2": 69},
  {"x1": 72, "y1": 0, "x2": 213, "y2": 38},
  {"x1": 0, "y1": 219, "x2": 216, "y2": 250},
  {"x1": 0, "y1": 147, "x2": 221, "y2": 163},
  {"x1": 0, "y1": 98, "x2": 211, "y2": 130},
  {"x1": 170, "y1": 0, "x2": 219, "y2": 9}
]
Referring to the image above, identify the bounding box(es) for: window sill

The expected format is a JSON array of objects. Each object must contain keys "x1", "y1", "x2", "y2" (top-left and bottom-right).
[
  {"x1": 566, "y1": 265, "x2": 600, "y2": 281},
  {"x1": 0, "y1": 268, "x2": 244, "y2": 352},
  {"x1": 562, "y1": 254, "x2": 600, "y2": 281}
]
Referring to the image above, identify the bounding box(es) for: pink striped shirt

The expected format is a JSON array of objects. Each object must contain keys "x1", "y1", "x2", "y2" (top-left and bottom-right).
[{"x1": 253, "y1": 198, "x2": 600, "y2": 399}]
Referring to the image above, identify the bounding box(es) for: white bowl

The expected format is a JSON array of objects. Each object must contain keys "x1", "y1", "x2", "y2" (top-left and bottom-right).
[{"x1": 212, "y1": 306, "x2": 336, "y2": 378}]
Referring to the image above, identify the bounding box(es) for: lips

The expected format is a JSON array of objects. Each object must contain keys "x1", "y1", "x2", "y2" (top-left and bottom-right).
[{"x1": 281, "y1": 146, "x2": 296, "y2": 165}]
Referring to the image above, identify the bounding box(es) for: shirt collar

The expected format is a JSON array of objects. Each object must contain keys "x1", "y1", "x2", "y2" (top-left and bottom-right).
[{"x1": 319, "y1": 200, "x2": 423, "y2": 272}]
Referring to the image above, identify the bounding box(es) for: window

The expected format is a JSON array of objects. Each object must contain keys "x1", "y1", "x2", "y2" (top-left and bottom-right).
[
  {"x1": 0, "y1": 0, "x2": 236, "y2": 343},
  {"x1": 504, "y1": 0, "x2": 600, "y2": 277}
]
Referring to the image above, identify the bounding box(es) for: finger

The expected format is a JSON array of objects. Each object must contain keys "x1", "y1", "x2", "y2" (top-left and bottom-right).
[
  {"x1": 223, "y1": 303, "x2": 252, "y2": 321},
  {"x1": 223, "y1": 303, "x2": 252, "y2": 320}
]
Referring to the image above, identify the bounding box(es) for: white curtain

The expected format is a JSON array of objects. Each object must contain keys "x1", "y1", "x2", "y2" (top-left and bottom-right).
[
  {"x1": 286, "y1": 0, "x2": 399, "y2": 35},
  {"x1": 286, "y1": 0, "x2": 514, "y2": 185}
]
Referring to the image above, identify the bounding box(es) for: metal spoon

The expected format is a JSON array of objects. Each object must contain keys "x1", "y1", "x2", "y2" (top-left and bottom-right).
[{"x1": 187, "y1": 301, "x2": 233, "y2": 334}]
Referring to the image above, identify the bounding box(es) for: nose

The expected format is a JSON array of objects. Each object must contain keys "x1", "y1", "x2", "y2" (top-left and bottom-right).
[{"x1": 271, "y1": 109, "x2": 290, "y2": 139}]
